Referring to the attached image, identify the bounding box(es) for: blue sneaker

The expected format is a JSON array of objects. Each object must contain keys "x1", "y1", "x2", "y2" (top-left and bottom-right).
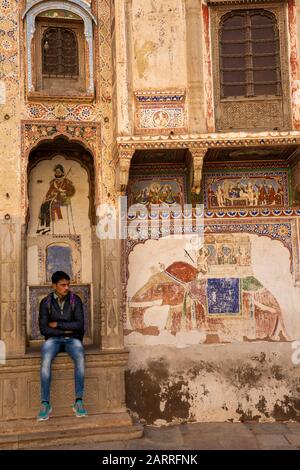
[
  {"x1": 37, "y1": 402, "x2": 52, "y2": 421},
  {"x1": 72, "y1": 399, "x2": 88, "y2": 417}
]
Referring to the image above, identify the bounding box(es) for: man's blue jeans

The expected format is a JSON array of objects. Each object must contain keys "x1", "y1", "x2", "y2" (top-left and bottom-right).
[{"x1": 40, "y1": 337, "x2": 85, "y2": 403}]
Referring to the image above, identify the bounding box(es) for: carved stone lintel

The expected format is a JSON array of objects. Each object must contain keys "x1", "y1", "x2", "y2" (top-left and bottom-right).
[
  {"x1": 189, "y1": 148, "x2": 207, "y2": 195},
  {"x1": 116, "y1": 149, "x2": 135, "y2": 195}
]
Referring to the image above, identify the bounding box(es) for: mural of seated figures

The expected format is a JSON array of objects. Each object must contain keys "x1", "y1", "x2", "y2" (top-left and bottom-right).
[
  {"x1": 126, "y1": 233, "x2": 299, "y2": 345},
  {"x1": 203, "y1": 169, "x2": 289, "y2": 209},
  {"x1": 128, "y1": 176, "x2": 185, "y2": 208}
]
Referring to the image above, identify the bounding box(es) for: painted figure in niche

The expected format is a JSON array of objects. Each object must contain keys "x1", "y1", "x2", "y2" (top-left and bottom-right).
[
  {"x1": 131, "y1": 180, "x2": 182, "y2": 207},
  {"x1": 196, "y1": 247, "x2": 209, "y2": 276},
  {"x1": 275, "y1": 183, "x2": 284, "y2": 205},
  {"x1": 237, "y1": 246, "x2": 251, "y2": 266},
  {"x1": 246, "y1": 182, "x2": 258, "y2": 206},
  {"x1": 37, "y1": 164, "x2": 76, "y2": 235},
  {"x1": 216, "y1": 185, "x2": 224, "y2": 206},
  {"x1": 160, "y1": 184, "x2": 177, "y2": 205},
  {"x1": 128, "y1": 236, "x2": 289, "y2": 342},
  {"x1": 257, "y1": 183, "x2": 267, "y2": 205},
  {"x1": 148, "y1": 182, "x2": 162, "y2": 204},
  {"x1": 266, "y1": 184, "x2": 276, "y2": 205},
  {"x1": 136, "y1": 187, "x2": 149, "y2": 205},
  {"x1": 153, "y1": 110, "x2": 169, "y2": 127}
]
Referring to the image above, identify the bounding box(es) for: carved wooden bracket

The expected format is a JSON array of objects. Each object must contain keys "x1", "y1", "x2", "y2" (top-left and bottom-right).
[
  {"x1": 189, "y1": 148, "x2": 207, "y2": 195},
  {"x1": 116, "y1": 148, "x2": 135, "y2": 195}
]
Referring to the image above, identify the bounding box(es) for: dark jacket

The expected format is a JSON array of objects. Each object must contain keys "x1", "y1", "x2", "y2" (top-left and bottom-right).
[{"x1": 39, "y1": 292, "x2": 84, "y2": 341}]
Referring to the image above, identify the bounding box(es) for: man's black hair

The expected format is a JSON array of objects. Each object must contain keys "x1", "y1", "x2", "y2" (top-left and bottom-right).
[
  {"x1": 51, "y1": 271, "x2": 70, "y2": 284},
  {"x1": 54, "y1": 164, "x2": 65, "y2": 175}
]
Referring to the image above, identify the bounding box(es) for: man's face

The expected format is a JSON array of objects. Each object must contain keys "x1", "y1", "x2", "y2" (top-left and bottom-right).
[
  {"x1": 55, "y1": 169, "x2": 63, "y2": 178},
  {"x1": 53, "y1": 279, "x2": 70, "y2": 297}
]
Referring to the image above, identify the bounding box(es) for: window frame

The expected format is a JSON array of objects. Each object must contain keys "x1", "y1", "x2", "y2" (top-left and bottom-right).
[
  {"x1": 34, "y1": 17, "x2": 86, "y2": 97},
  {"x1": 210, "y1": 2, "x2": 291, "y2": 131},
  {"x1": 42, "y1": 26, "x2": 79, "y2": 79},
  {"x1": 219, "y1": 9, "x2": 282, "y2": 99}
]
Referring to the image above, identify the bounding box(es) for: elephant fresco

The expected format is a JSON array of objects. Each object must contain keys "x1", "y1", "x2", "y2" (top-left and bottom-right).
[{"x1": 128, "y1": 260, "x2": 289, "y2": 342}]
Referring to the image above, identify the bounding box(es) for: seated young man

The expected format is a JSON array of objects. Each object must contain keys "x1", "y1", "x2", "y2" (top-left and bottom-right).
[{"x1": 37, "y1": 270, "x2": 87, "y2": 420}]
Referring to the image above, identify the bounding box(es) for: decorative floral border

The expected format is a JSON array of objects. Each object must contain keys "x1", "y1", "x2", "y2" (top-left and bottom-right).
[{"x1": 134, "y1": 91, "x2": 186, "y2": 134}]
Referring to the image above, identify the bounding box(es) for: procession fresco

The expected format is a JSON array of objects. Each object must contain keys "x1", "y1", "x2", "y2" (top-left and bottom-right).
[{"x1": 126, "y1": 234, "x2": 293, "y2": 344}]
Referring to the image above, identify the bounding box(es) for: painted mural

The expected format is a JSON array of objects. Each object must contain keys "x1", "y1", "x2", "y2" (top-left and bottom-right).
[
  {"x1": 27, "y1": 156, "x2": 93, "y2": 286},
  {"x1": 203, "y1": 170, "x2": 289, "y2": 209},
  {"x1": 127, "y1": 175, "x2": 185, "y2": 208},
  {"x1": 127, "y1": 234, "x2": 290, "y2": 343},
  {"x1": 37, "y1": 163, "x2": 76, "y2": 235}
]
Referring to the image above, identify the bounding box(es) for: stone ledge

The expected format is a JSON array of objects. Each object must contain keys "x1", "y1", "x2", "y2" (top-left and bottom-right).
[
  {"x1": 1, "y1": 349, "x2": 130, "y2": 371},
  {"x1": 0, "y1": 414, "x2": 143, "y2": 449},
  {"x1": 0, "y1": 351, "x2": 130, "y2": 420}
]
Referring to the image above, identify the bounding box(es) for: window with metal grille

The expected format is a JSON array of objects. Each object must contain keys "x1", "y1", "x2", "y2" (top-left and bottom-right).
[
  {"x1": 42, "y1": 27, "x2": 78, "y2": 77},
  {"x1": 220, "y1": 10, "x2": 282, "y2": 98}
]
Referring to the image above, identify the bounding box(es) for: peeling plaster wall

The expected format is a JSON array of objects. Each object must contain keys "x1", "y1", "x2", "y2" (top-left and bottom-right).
[
  {"x1": 131, "y1": 0, "x2": 187, "y2": 89},
  {"x1": 126, "y1": 343, "x2": 300, "y2": 424}
]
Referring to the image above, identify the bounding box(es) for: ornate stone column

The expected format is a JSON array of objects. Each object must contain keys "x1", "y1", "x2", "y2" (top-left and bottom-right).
[
  {"x1": 100, "y1": 236, "x2": 125, "y2": 350},
  {"x1": 114, "y1": 0, "x2": 133, "y2": 135},
  {"x1": 100, "y1": 146, "x2": 134, "y2": 350},
  {"x1": 189, "y1": 147, "x2": 207, "y2": 195},
  {"x1": 0, "y1": 218, "x2": 25, "y2": 356},
  {"x1": 186, "y1": 0, "x2": 205, "y2": 133}
]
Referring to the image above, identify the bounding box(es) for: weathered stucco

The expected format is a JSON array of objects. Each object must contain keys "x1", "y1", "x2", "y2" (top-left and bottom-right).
[
  {"x1": 126, "y1": 343, "x2": 300, "y2": 424},
  {"x1": 131, "y1": 0, "x2": 187, "y2": 89}
]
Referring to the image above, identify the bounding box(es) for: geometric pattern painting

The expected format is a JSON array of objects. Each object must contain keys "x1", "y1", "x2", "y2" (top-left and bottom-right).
[
  {"x1": 46, "y1": 245, "x2": 73, "y2": 282},
  {"x1": 28, "y1": 284, "x2": 91, "y2": 341},
  {"x1": 203, "y1": 170, "x2": 289, "y2": 209},
  {"x1": 134, "y1": 91, "x2": 186, "y2": 134},
  {"x1": 207, "y1": 278, "x2": 240, "y2": 315}
]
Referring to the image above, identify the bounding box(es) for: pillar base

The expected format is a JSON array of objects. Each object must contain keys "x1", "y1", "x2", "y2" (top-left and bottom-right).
[{"x1": 0, "y1": 349, "x2": 142, "y2": 448}]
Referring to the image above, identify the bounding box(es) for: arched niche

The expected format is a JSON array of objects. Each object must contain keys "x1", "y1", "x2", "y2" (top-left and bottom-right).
[
  {"x1": 25, "y1": 138, "x2": 99, "y2": 348},
  {"x1": 23, "y1": 0, "x2": 97, "y2": 94}
]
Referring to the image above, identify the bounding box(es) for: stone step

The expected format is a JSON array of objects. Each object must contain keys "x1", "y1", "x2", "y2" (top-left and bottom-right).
[{"x1": 0, "y1": 413, "x2": 143, "y2": 449}]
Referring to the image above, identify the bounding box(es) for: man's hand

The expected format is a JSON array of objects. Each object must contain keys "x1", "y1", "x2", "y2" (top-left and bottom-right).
[{"x1": 49, "y1": 322, "x2": 57, "y2": 328}]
